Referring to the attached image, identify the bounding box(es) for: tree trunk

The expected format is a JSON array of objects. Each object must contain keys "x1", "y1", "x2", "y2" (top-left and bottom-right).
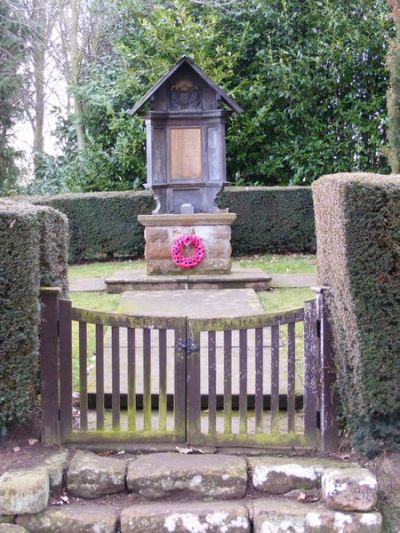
[
  {"x1": 32, "y1": 0, "x2": 46, "y2": 172},
  {"x1": 71, "y1": 0, "x2": 85, "y2": 152}
]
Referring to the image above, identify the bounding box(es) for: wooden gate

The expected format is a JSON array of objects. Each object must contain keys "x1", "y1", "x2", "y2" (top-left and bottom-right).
[{"x1": 39, "y1": 288, "x2": 338, "y2": 451}]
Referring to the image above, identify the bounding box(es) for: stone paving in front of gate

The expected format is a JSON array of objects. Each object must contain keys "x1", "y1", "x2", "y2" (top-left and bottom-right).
[{"x1": 87, "y1": 289, "x2": 302, "y2": 398}]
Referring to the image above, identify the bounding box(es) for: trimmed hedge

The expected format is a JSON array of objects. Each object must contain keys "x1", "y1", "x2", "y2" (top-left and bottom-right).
[
  {"x1": 24, "y1": 187, "x2": 315, "y2": 263},
  {"x1": 312, "y1": 173, "x2": 400, "y2": 456},
  {"x1": 30, "y1": 191, "x2": 155, "y2": 263},
  {"x1": 0, "y1": 199, "x2": 68, "y2": 427},
  {"x1": 219, "y1": 187, "x2": 316, "y2": 254}
]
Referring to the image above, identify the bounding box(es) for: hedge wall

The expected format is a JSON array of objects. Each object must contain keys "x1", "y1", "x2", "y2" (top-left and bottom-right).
[
  {"x1": 312, "y1": 173, "x2": 400, "y2": 456},
  {"x1": 25, "y1": 186, "x2": 315, "y2": 263},
  {"x1": 219, "y1": 186, "x2": 316, "y2": 254},
  {"x1": 0, "y1": 199, "x2": 68, "y2": 427}
]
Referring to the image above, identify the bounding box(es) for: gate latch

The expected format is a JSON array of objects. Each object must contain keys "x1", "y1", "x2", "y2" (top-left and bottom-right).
[{"x1": 177, "y1": 338, "x2": 199, "y2": 355}]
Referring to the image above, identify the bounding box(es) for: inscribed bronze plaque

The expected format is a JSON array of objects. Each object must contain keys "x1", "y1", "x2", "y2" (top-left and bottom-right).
[{"x1": 170, "y1": 128, "x2": 202, "y2": 179}]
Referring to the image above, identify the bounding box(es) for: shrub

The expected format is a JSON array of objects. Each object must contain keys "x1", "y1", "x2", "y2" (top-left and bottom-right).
[
  {"x1": 0, "y1": 199, "x2": 68, "y2": 427},
  {"x1": 23, "y1": 187, "x2": 315, "y2": 263},
  {"x1": 312, "y1": 173, "x2": 400, "y2": 456},
  {"x1": 29, "y1": 191, "x2": 155, "y2": 263},
  {"x1": 219, "y1": 186, "x2": 316, "y2": 254}
]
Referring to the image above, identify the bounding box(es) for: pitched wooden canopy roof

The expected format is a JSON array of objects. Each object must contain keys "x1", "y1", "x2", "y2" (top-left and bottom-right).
[{"x1": 129, "y1": 56, "x2": 243, "y2": 115}]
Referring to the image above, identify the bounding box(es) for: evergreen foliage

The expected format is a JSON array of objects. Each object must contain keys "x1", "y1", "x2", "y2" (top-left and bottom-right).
[
  {"x1": 32, "y1": 0, "x2": 393, "y2": 193},
  {"x1": 24, "y1": 187, "x2": 315, "y2": 263},
  {"x1": 313, "y1": 173, "x2": 400, "y2": 457},
  {"x1": 0, "y1": 1, "x2": 24, "y2": 193},
  {"x1": 0, "y1": 200, "x2": 68, "y2": 427}
]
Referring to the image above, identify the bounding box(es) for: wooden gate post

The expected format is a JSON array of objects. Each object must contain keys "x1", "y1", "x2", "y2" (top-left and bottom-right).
[
  {"x1": 315, "y1": 287, "x2": 339, "y2": 453},
  {"x1": 40, "y1": 287, "x2": 61, "y2": 445}
]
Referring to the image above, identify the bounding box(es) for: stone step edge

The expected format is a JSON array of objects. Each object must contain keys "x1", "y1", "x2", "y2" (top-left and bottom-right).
[{"x1": 13, "y1": 498, "x2": 384, "y2": 533}]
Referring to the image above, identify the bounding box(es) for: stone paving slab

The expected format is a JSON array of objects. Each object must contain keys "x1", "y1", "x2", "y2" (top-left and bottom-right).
[
  {"x1": 69, "y1": 278, "x2": 106, "y2": 292},
  {"x1": 270, "y1": 273, "x2": 317, "y2": 288},
  {"x1": 119, "y1": 288, "x2": 265, "y2": 318},
  {"x1": 87, "y1": 321, "x2": 295, "y2": 397},
  {"x1": 126, "y1": 452, "x2": 248, "y2": 500},
  {"x1": 105, "y1": 267, "x2": 271, "y2": 292},
  {"x1": 87, "y1": 288, "x2": 298, "y2": 397}
]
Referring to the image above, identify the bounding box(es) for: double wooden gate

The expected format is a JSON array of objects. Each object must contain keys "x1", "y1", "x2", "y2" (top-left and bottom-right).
[{"x1": 39, "y1": 288, "x2": 338, "y2": 452}]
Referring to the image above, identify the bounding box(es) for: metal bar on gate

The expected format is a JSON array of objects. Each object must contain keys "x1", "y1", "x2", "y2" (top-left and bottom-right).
[
  {"x1": 271, "y1": 325, "x2": 280, "y2": 433},
  {"x1": 143, "y1": 328, "x2": 151, "y2": 432},
  {"x1": 208, "y1": 331, "x2": 217, "y2": 438},
  {"x1": 79, "y1": 322, "x2": 88, "y2": 431},
  {"x1": 95, "y1": 324, "x2": 104, "y2": 431},
  {"x1": 304, "y1": 299, "x2": 318, "y2": 443},
  {"x1": 59, "y1": 298, "x2": 72, "y2": 442},
  {"x1": 239, "y1": 329, "x2": 248, "y2": 434},
  {"x1": 127, "y1": 328, "x2": 136, "y2": 431},
  {"x1": 159, "y1": 329, "x2": 167, "y2": 432},
  {"x1": 40, "y1": 288, "x2": 61, "y2": 445},
  {"x1": 223, "y1": 330, "x2": 232, "y2": 435},
  {"x1": 111, "y1": 326, "x2": 120, "y2": 431},
  {"x1": 255, "y1": 327, "x2": 263, "y2": 433},
  {"x1": 287, "y1": 321, "x2": 296, "y2": 433}
]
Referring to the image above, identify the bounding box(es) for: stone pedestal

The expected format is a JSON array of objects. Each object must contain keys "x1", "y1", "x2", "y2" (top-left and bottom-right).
[{"x1": 138, "y1": 213, "x2": 237, "y2": 275}]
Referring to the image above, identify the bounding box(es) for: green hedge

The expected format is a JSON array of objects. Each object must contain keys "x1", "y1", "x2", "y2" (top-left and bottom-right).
[
  {"x1": 219, "y1": 187, "x2": 315, "y2": 254},
  {"x1": 25, "y1": 187, "x2": 315, "y2": 263},
  {"x1": 30, "y1": 191, "x2": 155, "y2": 263},
  {"x1": 312, "y1": 173, "x2": 400, "y2": 456},
  {"x1": 0, "y1": 199, "x2": 68, "y2": 427}
]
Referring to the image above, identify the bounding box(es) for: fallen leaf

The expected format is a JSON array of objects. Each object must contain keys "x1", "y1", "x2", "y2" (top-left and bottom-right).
[
  {"x1": 13, "y1": 446, "x2": 20, "y2": 452},
  {"x1": 28, "y1": 438, "x2": 38, "y2": 446}
]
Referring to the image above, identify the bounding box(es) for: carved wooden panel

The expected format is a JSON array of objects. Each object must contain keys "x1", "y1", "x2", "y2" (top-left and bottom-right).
[{"x1": 170, "y1": 128, "x2": 202, "y2": 179}]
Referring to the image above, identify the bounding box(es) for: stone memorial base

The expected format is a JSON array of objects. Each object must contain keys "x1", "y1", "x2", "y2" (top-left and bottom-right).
[{"x1": 138, "y1": 213, "x2": 237, "y2": 275}]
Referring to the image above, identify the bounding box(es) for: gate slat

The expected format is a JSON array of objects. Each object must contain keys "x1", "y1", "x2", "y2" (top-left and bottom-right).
[
  {"x1": 187, "y1": 323, "x2": 201, "y2": 442},
  {"x1": 287, "y1": 321, "x2": 296, "y2": 433},
  {"x1": 59, "y1": 299, "x2": 72, "y2": 442},
  {"x1": 143, "y1": 328, "x2": 151, "y2": 432},
  {"x1": 239, "y1": 329, "x2": 248, "y2": 434},
  {"x1": 111, "y1": 326, "x2": 120, "y2": 430},
  {"x1": 95, "y1": 324, "x2": 104, "y2": 431},
  {"x1": 208, "y1": 331, "x2": 217, "y2": 438},
  {"x1": 224, "y1": 330, "x2": 232, "y2": 435},
  {"x1": 79, "y1": 322, "x2": 88, "y2": 431},
  {"x1": 304, "y1": 300, "x2": 318, "y2": 443},
  {"x1": 127, "y1": 328, "x2": 136, "y2": 432},
  {"x1": 174, "y1": 322, "x2": 187, "y2": 440},
  {"x1": 255, "y1": 327, "x2": 263, "y2": 433},
  {"x1": 271, "y1": 325, "x2": 280, "y2": 433},
  {"x1": 159, "y1": 329, "x2": 167, "y2": 432}
]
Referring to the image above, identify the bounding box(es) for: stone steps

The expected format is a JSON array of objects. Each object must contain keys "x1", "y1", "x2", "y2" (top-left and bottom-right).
[{"x1": 0, "y1": 450, "x2": 383, "y2": 532}]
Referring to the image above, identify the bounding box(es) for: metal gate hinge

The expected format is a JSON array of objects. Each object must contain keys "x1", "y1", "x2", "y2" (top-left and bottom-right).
[{"x1": 177, "y1": 338, "x2": 199, "y2": 354}]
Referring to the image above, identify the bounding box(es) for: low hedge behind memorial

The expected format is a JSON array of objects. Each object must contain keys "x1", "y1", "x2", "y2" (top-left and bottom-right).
[
  {"x1": 0, "y1": 199, "x2": 68, "y2": 427},
  {"x1": 26, "y1": 186, "x2": 316, "y2": 263},
  {"x1": 312, "y1": 173, "x2": 400, "y2": 456}
]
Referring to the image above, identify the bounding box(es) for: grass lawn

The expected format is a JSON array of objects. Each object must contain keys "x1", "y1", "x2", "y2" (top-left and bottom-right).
[
  {"x1": 70, "y1": 292, "x2": 121, "y2": 388},
  {"x1": 236, "y1": 254, "x2": 316, "y2": 274},
  {"x1": 69, "y1": 259, "x2": 145, "y2": 279},
  {"x1": 68, "y1": 254, "x2": 316, "y2": 280}
]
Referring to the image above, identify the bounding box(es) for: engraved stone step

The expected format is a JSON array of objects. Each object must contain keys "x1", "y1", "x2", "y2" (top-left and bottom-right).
[
  {"x1": 120, "y1": 500, "x2": 250, "y2": 533},
  {"x1": 126, "y1": 452, "x2": 247, "y2": 500}
]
